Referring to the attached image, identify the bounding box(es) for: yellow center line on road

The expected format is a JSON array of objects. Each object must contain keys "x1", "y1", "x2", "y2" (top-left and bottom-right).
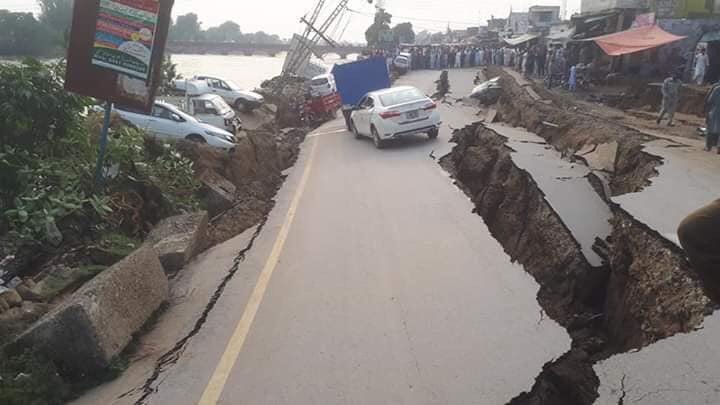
[{"x1": 198, "y1": 137, "x2": 319, "y2": 405}]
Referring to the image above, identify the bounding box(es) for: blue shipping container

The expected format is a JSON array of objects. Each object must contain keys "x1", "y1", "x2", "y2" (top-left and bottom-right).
[{"x1": 331, "y1": 57, "x2": 391, "y2": 108}]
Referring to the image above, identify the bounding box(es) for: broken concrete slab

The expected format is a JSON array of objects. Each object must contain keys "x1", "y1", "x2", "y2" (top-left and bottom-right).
[
  {"x1": 595, "y1": 312, "x2": 720, "y2": 404},
  {"x1": 146, "y1": 212, "x2": 208, "y2": 273},
  {"x1": 485, "y1": 108, "x2": 498, "y2": 123},
  {"x1": 199, "y1": 170, "x2": 236, "y2": 217},
  {"x1": 12, "y1": 247, "x2": 167, "y2": 376},
  {"x1": 577, "y1": 141, "x2": 618, "y2": 173}
]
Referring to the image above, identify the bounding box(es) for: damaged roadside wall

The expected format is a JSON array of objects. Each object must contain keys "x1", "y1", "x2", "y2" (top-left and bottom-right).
[{"x1": 177, "y1": 126, "x2": 306, "y2": 249}]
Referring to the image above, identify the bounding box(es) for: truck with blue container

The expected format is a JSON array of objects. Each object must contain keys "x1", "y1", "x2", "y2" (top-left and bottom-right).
[{"x1": 331, "y1": 57, "x2": 392, "y2": 131}]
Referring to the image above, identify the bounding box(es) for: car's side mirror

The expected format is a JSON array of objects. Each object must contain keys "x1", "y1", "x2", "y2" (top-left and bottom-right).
[{"x1": 172, "y1": 113, "x2": 184, "y2": 122}]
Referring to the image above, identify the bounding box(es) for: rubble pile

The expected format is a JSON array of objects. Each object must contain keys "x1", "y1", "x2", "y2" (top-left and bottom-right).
[{"x1": 258, "y1": 75, "x2": 311, "y2": 127}]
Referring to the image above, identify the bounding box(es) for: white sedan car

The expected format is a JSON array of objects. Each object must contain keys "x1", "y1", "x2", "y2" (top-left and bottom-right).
[
  {"x1": 349, "y1": 86, "x2": 441, "y2": 149},
  {"x1": 115, "y1": 101, "x2": 237, "y2": 149}
]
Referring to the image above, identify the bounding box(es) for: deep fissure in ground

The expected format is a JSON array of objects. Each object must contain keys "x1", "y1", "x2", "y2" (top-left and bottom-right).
[{"x1": 443, "y1": 69, "x2": 714, "y2": 404}]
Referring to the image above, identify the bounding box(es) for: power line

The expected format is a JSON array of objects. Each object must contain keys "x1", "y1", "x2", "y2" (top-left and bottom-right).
[{"x1": 346, "y1": 7, "x2": 479, "y2": 26}]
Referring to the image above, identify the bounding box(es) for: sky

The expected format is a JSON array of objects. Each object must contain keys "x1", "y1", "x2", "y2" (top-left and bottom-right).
[{"x1": 1, "y1": 0, "x2": 581, "y2": 43}]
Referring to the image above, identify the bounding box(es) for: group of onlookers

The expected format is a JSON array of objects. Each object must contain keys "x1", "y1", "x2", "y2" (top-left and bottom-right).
[{"x1": 396, "y1": 44, "x2": 574, "y2": 88}]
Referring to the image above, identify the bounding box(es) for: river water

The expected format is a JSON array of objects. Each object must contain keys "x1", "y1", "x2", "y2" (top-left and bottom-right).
[
  {"x1": 173, "y1": 53, "x2": 353, "y2": 91},
  {"x1": 2, "y1": 54, "x2": 350, "y2": 92}
]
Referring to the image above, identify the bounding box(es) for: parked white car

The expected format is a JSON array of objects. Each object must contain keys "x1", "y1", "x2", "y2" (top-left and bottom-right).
[
  {"x1": 115, "y1": 101, "x2": 237, "y2": 149},
  {"x1": 349, "y1": 86, "x2": 441, "y2": 149},
  {"x1": 173, "y1": 76, "x2": 264, "y2": 112}
]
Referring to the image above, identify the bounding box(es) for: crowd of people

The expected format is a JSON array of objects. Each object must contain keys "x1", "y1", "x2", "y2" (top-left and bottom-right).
[{"x1": 395, "y1": 44, "x2": 585, "y2": 90}]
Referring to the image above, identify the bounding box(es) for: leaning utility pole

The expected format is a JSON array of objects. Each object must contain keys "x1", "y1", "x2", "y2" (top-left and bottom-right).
[{"x1": 282, "y1": 0, "x2": 351, "y2": 77}]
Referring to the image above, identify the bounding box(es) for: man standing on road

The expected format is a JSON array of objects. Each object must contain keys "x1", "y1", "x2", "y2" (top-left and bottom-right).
[
  {"x1": 657, "y1": 72, "x2": 683, "y2": 127},
  {"x1": 694, "y1": 48, "x2": 709, "y2": 85},
  {"x1": 704, "y1": 82, "x2": 720, "y2": 152}
]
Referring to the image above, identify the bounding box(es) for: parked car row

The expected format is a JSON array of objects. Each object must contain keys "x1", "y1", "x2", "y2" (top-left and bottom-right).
[{"x1": 172, "y1": 75, "x2": 265, "y2": 112}]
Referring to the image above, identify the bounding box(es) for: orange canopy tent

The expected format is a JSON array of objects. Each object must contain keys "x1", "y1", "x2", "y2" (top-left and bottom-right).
[{"x1": 587, "y1": 25, "x2": 686, "y2": 56}]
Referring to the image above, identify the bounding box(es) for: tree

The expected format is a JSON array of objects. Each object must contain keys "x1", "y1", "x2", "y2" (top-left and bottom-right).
[
  {"x1": 430, "y1": 32, "x2": 445, "y2": 44},
  {"x1": 170, "y1": 13, "x2": 204, "y2": 41},
  {"x1": 392, "y1": 22, "x2": 415, "y2": 45},
  {"x1": 245, "y1": 31, "x2": 282, "y2": 45},
  {"x1": 365, "y1": 8, "x2": 392, "y2": 47},
  {"x1": 0, "y1": 11, "x2": 53, "y2": 55},
  {"x1": 205, "y1": 21, "x2": 242, "y2": 42},
  {"x1": 37, "y1": 0, "x2": 73, "y2": 47}
]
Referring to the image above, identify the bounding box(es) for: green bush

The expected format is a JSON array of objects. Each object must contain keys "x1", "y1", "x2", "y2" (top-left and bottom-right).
[{"x1": 0, "y1": 60, "x2": 199, "y2": 244}]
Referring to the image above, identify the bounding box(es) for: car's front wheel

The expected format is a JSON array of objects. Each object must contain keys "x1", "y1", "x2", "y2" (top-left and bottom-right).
[
  {"x1": 186, "y1": 134, "x2": 206, "y2": 143},
  {"x1": 235, "y1": 99, "x2": 252, "y2": 112},
  {"x1": 428, "y1": 128, "x2": 439, "y2": 139},
  {"x1": 372, "y1": 126, "x2": 385, "y2": 149}
]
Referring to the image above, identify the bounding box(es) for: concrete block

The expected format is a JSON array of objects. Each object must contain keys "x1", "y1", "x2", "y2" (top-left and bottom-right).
[
  {"x1": 146, "y1": 212, "x2": 208, "y2": 273},
  {"x1": 13, "y1": 247, "x2": 167, "y2": 375},
  {"x1": 199, "y1": 170, "x2": 236, "y2": 217}
]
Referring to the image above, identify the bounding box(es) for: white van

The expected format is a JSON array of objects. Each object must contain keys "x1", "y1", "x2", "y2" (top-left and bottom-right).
[{"x1": 310, "y1": 73, "x2": 337, "y2": 97}]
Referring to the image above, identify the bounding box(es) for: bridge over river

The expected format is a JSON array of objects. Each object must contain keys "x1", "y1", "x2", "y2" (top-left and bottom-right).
[{"x1": 167, "y1": 41, "x2": 366, "y2": 59}]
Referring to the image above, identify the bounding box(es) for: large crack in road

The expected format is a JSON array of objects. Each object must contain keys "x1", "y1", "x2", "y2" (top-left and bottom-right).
[
  {"x1": 129, "y1": 220, "x2": 267, "y2": 405},
  {"x1": 440, "y1": 68, "x2": 715, "y2": 404}
]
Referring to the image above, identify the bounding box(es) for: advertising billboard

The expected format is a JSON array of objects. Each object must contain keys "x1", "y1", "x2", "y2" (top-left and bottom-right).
[
  {"x1": 65, "y1": 0, "x2": 174, "y2": 113},
  {"x1": 91, "y1": 0, "x2": 161, "y2": 80}
]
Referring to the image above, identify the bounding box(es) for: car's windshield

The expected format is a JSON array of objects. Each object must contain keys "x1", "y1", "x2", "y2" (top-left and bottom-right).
[{"x1": 379, "y1": 88, "x2": 424, "y2": 107}]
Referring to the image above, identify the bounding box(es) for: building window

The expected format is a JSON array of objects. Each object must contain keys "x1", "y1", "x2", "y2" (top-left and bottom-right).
[{"x1": 538, "y1": 12, "x2": 553, "y2": 22}]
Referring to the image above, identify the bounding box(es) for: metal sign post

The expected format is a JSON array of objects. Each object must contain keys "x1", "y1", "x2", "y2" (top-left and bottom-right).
[{"x1": 93, "y1": 101, "x2": 113, "y2": 193}]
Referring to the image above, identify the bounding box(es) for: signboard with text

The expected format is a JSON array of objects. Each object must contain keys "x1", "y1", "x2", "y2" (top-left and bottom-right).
[
  {"x1": 65, "y1": 0, "x2": 174, "y2": 113},
  {"x1": 91, "y1": 0, "x2": 161, "y2": 80}
]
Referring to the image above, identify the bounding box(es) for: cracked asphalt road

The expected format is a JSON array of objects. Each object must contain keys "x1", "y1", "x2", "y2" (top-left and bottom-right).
[{"x1": 121, "y1": 70, "x2": 571, "y2": 404}]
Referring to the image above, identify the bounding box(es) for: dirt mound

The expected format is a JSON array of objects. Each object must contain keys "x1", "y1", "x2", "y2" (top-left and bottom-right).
[
  {"x1": 258, "y1": 76, "x2": 311, "y2": 127},
  {"x1": 177, "y1": 125, "x2": 307, "y2": 248}
]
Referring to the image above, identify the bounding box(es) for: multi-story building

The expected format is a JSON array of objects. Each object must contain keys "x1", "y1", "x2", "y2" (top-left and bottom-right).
[
  {"x1": 506, "y1": 12, "x2": 530, "y2": 35},
  {"x1": 529, "y1": 5, "x2": 562, "y2": 28}
]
